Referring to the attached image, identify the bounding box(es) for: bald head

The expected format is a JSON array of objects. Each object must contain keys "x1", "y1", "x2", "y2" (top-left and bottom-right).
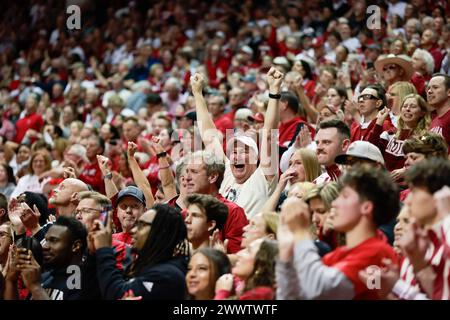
[{"x1": 49, "y1": 178, "x2": 89, "y2": 208}]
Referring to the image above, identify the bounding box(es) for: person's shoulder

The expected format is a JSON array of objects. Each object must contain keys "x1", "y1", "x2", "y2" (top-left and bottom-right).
[
  {"x1": 220, "y1": 197, "x2": 245, "y2": 214},
  {"x1": 144, "y1": 257, "x2": 188, "y2": 276}
]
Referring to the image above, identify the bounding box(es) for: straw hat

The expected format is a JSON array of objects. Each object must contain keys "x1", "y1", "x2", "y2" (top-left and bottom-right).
[{"x1": 374, "y1": 54, "x2": 414, "y2": 80}]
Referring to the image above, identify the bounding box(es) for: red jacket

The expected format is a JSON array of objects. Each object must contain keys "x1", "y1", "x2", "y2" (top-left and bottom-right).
[
  {"x1": 278, "y1": 116, "x2": 315, "y2": 147},
  {"x1": 14, "y1": 112, "x2": 44, "y2": 143}
]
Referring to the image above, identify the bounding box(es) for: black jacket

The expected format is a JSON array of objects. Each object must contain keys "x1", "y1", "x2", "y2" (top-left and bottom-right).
[{"x1": 96, "y1": 247, "x2": 187, "y2": 300}]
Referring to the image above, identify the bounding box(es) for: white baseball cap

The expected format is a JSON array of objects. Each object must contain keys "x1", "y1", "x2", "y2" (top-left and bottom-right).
[
  {"x1": 234, "y1": 108, "x2": 253, "y2": 121},
  {"x1": 335, "y1": 141, "x2": 385, "y2": 166},
  {"x1": 227, "y1": 134, "x2": 258, "y2": 157}
]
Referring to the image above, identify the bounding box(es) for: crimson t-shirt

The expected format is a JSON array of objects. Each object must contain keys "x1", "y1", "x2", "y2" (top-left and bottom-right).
[
  {"x1": 322, "y1": 235, "x2": 398, "y2": 300},
  {"x1": 429, "y1": 109, "x2": 450, "y2": 151}
]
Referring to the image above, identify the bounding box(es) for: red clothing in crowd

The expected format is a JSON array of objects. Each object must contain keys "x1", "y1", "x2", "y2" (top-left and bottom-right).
[
  {"x1": 302, "y1": 79, "x2": 317, "y2": 101},
  {"x1": 111, "y1": 239, "x2": 131, "y2": 271},
  {"x1": 427, "y1": 223, "x2": 450, "y2": 300},
  {"x1": 411, "y1": 72, "x2": 431, "y2": 96},
  {"x1": 399, "y1": 256, "x2": 419, "y2": 292},
  {"x1": 429, "y1": 109, "x2": 450, "y2": 150},
  {"x1": 112, "y1": 232, "x2": 133, "y2": 246},
  {"x1": 205, "y1": 56, "x2": 230, "y2": 88},
  {"x1": 351, "y1": 117, "x2": 395, "y2": 142},
  {"x1": 400, "y1": 188, "x2": 410, "y2": 202},
  {"x1": 214, "y1": 114, "x2": 234, "y2": 136},
  {"x1": 322, "y1": 235, "x2": 398, "y2": 300},
  {"x1": 367, "y1": 124, "x2": 412, "y2": 171},
  {"x1": 216, "y1": 194, "x2": 248, "y2": 254},
  {"x1": 426, "y1": 44, "x2": 445, "y2": 72},
  {"x1": 314, "y1": 164, "x2": 342, "y2": 184},
  {"x1": 78, "y1": 161, "x2": 105, "y2": 194},
  {"x1": 215, "y1": 286, "x2": 274, "y2": 300},
  {"x1": 278, "y1": 116, "x2": 315, "y2": 147},
  {"x1": 178, "y1": 194, "x2": 248, "y2": 254},
  {"x1": 14, "y1": 112, "x2": 44, "y2": 143}
]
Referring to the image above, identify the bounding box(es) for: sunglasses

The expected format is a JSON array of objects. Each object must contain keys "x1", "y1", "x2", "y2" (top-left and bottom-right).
[
  {"x1": 358, "y1": 94, "x2": 379, "y2": 102},
  {"x1": 383, "y1": 64, "x2": 398, "y2": 71}
]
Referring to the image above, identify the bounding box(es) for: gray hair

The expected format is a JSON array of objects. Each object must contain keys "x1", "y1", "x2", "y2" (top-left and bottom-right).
[
  {"x1": 413, "y1": 48, "x2": 435, "y2": 75},
  {"x1": 188, "y1": 150, "x2": 225, "y2": 189}
]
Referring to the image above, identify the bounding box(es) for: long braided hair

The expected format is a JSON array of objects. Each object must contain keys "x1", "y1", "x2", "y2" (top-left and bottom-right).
[{"x1": 126, "y1": 204, "x2": 189, "y2": 278}]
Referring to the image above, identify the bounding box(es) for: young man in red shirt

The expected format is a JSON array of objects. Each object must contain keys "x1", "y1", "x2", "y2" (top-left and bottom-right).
[
  {"x1": 276, "y1": 164, "x2": 399, "y2": 299},
  {"x1": 428, "y1": 74, "x2": 450, "y2": 149}
]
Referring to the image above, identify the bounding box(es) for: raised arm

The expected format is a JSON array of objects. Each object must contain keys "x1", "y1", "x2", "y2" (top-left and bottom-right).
[
  {"x1": 150, "y1": 137, "x2": 178, "y2": 201},
  {"x1": 97, "y1": 155, "x2": 119, "y2": 199},
  {"x1": 294, "y1": 75, "x2": 319, "y2": 124},
  {"x1": 190, "y1": 73, "x2": 226, "y2": 161},
  {"x1": 127, "y1": 142, "x2": 154, "y2": 209},
  {"x1": 259, "y1": 67, "x2": 283, "y2": 181}
]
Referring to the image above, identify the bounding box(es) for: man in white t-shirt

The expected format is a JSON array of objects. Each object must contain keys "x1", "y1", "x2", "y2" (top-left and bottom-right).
[{"x1": 190, "y1": 67, "x2": 284, "y2": 218}]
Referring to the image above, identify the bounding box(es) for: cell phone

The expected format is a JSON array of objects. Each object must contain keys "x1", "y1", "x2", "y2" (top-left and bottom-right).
[
  {"x1": 367, "y1": 61, "x2": 374, "y2": 69},
  {"x1": 21, "y1": 236, "x2": 33, "y2": 252},
  {"x1": 99, "y1": 205, "x2": 112, "y2": 226}
]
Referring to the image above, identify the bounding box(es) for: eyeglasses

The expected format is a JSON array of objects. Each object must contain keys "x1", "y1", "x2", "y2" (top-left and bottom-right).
[
  {"x1": 383, "y1": 64, "x2": 398, "y2": 71},
  {"x1": 358, "y1": 94, "x2": 379, "y2": 102},
  {"x1": 75, "y1": 207, "x2": 103, "y2": 216},
  {"x1": 136, "y1": 220, "x2": 152, "y2": 230}
]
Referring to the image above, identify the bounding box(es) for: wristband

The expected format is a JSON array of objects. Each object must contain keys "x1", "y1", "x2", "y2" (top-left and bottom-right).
[
  {"x1": 156, "y1": 151, "x2": 167, "y2": 159},
  {"x1": 103, "y1": 172, "x2": 113, "y2": 180},
  {"x1": 268, "y1": 93, "x2": 281, "y2": 99}
]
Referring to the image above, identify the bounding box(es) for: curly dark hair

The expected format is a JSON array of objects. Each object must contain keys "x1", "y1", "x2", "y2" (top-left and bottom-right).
[{"x1": 244, "y1": 239, "x2": 278, "y2": 292}]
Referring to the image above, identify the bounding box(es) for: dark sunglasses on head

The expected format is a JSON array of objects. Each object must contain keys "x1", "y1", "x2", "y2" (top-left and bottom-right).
[{"x1": 358, "y1": 94, "x2": 379, "y2": 102}]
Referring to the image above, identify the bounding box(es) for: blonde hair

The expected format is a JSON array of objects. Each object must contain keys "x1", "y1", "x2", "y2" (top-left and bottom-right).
[
  {"x1": 291, "y1": 148, "x2": 322, "y2": 182},
  {"x1": 288, "y1": 182, "x2": 316, "y2": 200},
  {"x1": 261, "y1": 212, "x2": 279, "y2": 236},
  {"x1": 389, "y1": 81, "x2": 416, "y2": 111},
  {"x1": 304, "y1": 182, "x2": 340, "y2": 211},
  {"x1": 396, "y1": 94, "x2": 431, "y2": 139}
]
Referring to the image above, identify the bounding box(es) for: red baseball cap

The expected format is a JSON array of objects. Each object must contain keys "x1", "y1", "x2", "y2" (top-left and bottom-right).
[{"x1": 248, "y1": 112, "x2": 264, "y2": 123}]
